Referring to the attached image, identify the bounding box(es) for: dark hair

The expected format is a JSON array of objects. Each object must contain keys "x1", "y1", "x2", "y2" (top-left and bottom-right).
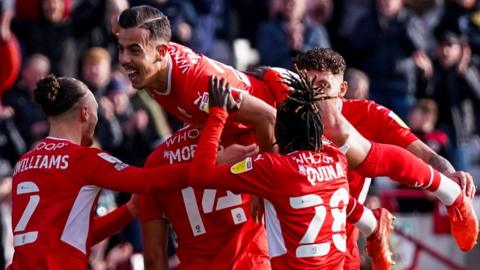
[
  {"x1": 34, "y1": 74, "x2": 87, "y2": 116},
  {"x1": 118, "y1": 5, "x2": 171, "y2": 42},
  {"x1": 414, "y1": 99, "x2": 438, "y2": 119},
  {"x1": 293, "y1": 48, "x2": 346, "y2": 75},
  {"x1": 275, "y1": 70, "x2": 325, "y2": 154}
]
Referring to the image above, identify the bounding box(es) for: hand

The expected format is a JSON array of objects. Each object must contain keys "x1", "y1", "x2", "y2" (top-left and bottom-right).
[
  {"x1": 0, "y1": 105, "x2": 14, "y2": 119},
  {"x1": 412, "y1": 51, "x2": 433, "y2": 78},
  {"x1": 133, "y1": 110, "x2": 149, "y2": 131},
  {"x1": 250, "y1": 195, "x2": 265, "y2": 224},
  {"x1": 100, "y1": 97, "x2": 115, "y2": 120},
  {"x1": 208, "y1": 76, "x2": 239, "y2": 112},
  {"x1": 105, "y1": 243, "x2": 133, "y2": 269},
  {"x1": 217, "y1": 143, "x2": 259, "y2": 165},
  {"x1": 446, "y1": 171, "x2": 476, "y2": 200},
  {"x1": 126, "y1": 194, "x2": 139, "y2": 217},
  {"x1": 457, "y1": 43, "x2": 471, "y2": 74}
]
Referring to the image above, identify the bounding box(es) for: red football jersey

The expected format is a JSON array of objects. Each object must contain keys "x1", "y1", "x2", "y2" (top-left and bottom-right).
[
  {"x1": 341, "y1": 99, "x2": 418, "y2": 269},
  {"x1": 9, "y1": 137, "x2": 187, "y2": 270},
  {"x1": 192, "y1": 108, "x2": 350, "y2": 270},
  {"x1": 138, "y1": 126, "x2": 270, "y2": 269},
  {"x1": 147, "y1": 42, "x2": 275, "y2": 135}
]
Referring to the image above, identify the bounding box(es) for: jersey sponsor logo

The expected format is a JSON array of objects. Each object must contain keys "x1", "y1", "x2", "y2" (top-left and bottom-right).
[
  {"x1": 193, "y1": 92, "x2": 210, "y2": 113},
  {"x1": 230, "y1": 157, "x2": 253, "y2": 174},
  {"x1": 299, "y1": 162, "x2": 346, "y2": 186},
  {"x1": 13, "y1": 155, "x2": 70, "y2": 176},
  {"x1": 164, "y1": 144, "x2": 197, "y2": 164},
  {"x1": 163, "y1": 144, "x2": 225, "y2": 164},
  {"x1": 35, "y1": 142, "x2": 67, "y2": 151},
  {"x1": 292, "y1": 152, "x2": 334, "y2": 165},
  {"x1": 97, "y1": 153, "x2": 128, "y2": 171},
  {"x1": 199, "y1": 93, "x2": 209, "y2": 113}
]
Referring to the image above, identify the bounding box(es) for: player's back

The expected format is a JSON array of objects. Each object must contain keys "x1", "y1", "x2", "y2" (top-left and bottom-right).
[
  {"x1": 147, "y1": 42, "x2": 274, "y2": 135},
  {"x1": 260, "y1": 145, "x2": 349, "y2": 270},
  {"x1": 140, "y1": 126, "x2": 269, "y2": 269},
  {"x1": 9, "y1": 137, "x2": 101, "y2": 269}
]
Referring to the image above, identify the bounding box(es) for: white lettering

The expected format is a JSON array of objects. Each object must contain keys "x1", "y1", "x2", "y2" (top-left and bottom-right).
[
  {"x1": 39, "y1": 156, "x2": 49, "y2": 169},
  {"x1": 61, "y1": 156, "x2": 69, "y2": 169},
  {"x1": 49, "y1": 155, "x2": 61, "y2": 168},
  {"x1": 302, "y1": 162, "x2": 346, "y2": 186}
]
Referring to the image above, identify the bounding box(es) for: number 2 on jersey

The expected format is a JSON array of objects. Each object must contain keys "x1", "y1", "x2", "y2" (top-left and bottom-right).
[
  {"x1": 14, "y1": 181, "x2": 40, "y2": 247},
  {"x1": 181, "y1": 187, "x2": 247, "y2": 236},
  {"x1": 290, "y1": 188, "x2": 348, "y2": 258}
]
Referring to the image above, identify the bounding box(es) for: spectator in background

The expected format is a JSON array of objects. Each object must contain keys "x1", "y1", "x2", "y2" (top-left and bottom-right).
[
  {"x1": 81, "y1": 47, "x2": 112, "y2": 99},
  {"x1": 408, "y1": 99, "x2": 449, "y2": 157},
  {"x1": 435, "y1": 0, "x2": 480, "y2": 55},
  {"x1": 0, "y1": 101, "x2": 24, "y2": 269},
  {"x1": 3, "y1": 54, "x2": 49, "y2": 148},
  {"x1": 0, "y1": 102, "x2": 25, "y2": 173},
  {"x1": 78, "y1": 0, "x2": 129, "y2": 64},
  {"x1": 256, "y1": 0, "x2": 331, "y2": 69},
  {"x1": 12, "y1": 0, "x2": 107, "y2": 77},
  {"x1": 349, "y1": 0, "x2": 433, "y2": 120},
  {"x1": 418, "y1": 31, "x2": 480, "y2": 170},
  {"x1": 105, "y1": 80, "x2": 158, "y2": 167},
  {"x1": 129, "y1": 86, "x2": 172, "y2": 145},
  {"x1": 344, "y1": 68, "x2": 370, "y2": 99},
  {"x1": 79, "y1": 47, "x2": 125, "y2": 152},
  {"x1": 306, "y1": 0, "x2": 333, "y2": 46}
]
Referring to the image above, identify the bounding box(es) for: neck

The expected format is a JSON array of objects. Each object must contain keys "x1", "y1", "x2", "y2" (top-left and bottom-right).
[
  {"x1": 48, "y1": 119, "x2": 82, "y2": 145},
  {"x1": 145, "y1": 54, "x2": 171, "y2": 94}
]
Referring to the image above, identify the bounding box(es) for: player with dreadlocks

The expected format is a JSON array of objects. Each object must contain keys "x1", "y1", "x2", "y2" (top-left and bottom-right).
[
  {"x1": 185, "y1": 72, "x2": 359, "y2": 269},
  {"x1": 189, "y1": 68, "x2": 478, "y2": 269},
  {"x1": 248, "y1": 48, "x2": 478, "y2": 268}
]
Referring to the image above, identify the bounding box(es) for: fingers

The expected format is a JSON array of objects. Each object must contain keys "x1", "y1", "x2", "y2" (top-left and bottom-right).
[
  {"x1": 464, "y1": 172, "x2": 476, "y2": 199},
  {"x1": 242, "y1": 143, "x2": 259, "y2": 158},
  {"x1": 450, "y1": 171, "x2": 476, "y2": 200}
]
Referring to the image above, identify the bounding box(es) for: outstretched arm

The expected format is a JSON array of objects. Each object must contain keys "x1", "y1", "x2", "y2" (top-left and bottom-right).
[
  {"x1": 80, "y1": 150, "x2": 190, "y2": 194},
  {"x1": 407, "y1": 139, "x2": 475, "y2": 198}
]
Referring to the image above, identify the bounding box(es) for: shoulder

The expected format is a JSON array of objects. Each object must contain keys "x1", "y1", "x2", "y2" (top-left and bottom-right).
[{"x1": 342, "y1": 98, "x2": 380, "y2": 117}]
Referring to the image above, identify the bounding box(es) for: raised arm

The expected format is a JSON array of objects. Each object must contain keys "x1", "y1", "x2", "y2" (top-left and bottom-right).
[{"x1": 189, "y1": 76, "x2": 273, "y2": 196}]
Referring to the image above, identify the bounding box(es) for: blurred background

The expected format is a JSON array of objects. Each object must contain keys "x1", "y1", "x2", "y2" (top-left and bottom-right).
[{"x1": 1, "y1": 0, "x2": 480, "y2": 269}]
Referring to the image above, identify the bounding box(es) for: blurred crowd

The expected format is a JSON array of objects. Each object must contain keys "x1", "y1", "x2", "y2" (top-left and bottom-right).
[{"x1": 1, "y1": 0, "x2": 480, "y2": 269}]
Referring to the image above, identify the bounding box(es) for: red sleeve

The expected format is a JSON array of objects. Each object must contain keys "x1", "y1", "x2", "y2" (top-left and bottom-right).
[
  {"x1": 90, "y1": 204, "x2": 133, "y2": 245},
  {"x1": 343, "y1": 100, "x2": 418, "y2": 148},
  {"x1": 76, "y1": 148, "x2": 190, "y2": 194},
  {"x1": 190, "y1": 107, "x2": 274, "y2": 196},
  {"x1": 354, "y1": 142, "x2": 441, "y2": 191}
]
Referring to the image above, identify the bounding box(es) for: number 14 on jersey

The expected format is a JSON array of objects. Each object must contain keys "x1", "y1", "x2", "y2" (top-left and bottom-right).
[{"x1": 181, "y1": 187, "x2": 247, "y2": 236}]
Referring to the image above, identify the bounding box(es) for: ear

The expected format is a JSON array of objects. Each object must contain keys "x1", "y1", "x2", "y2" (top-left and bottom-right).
[
  {"x1": 339, "y1": 81, "x2": 348, "y2": 97},
  {"x1": 80, "y1": 105, "x2": 89, "y2": 122},
  {"x1": 155, "y1": 43, "x2": 169, "y2": 61}
]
